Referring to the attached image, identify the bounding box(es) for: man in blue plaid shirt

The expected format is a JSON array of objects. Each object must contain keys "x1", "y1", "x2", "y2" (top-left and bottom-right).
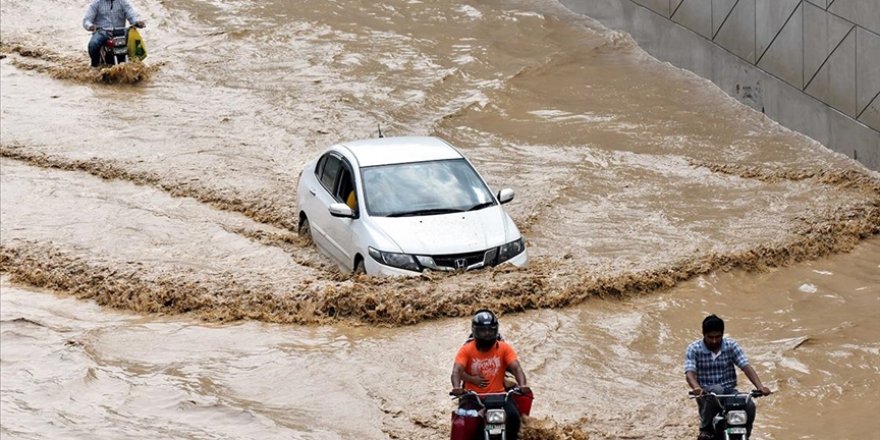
[
  {"x1": 685, "y1": 315, "x2": 772, "y2": 439},
  {"x1": 83, "y1": 0, "x2": 146, "y2": 67}
]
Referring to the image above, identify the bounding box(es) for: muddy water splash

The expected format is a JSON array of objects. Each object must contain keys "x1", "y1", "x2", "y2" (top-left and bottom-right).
[
  {"x1": 1, "y1": 191, "x2": 876, "y2": 326},
  {"x1": 0, "y1": 41, "x2": 159, "y2": 84}
]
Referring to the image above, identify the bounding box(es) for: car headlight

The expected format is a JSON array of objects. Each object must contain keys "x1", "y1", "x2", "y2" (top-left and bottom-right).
[
  {"x1": 497, "y1": 238, "x2": 524, "y2": 262},
  {"x1": 485, "y1": 409, "x2": 506, "y2": 424},
  {"x1": 368, "y1": 247, "x2": 420, "y2": 272},
  {"x1": 726, "y1": 410, "x2": 748, "y2": 425}
]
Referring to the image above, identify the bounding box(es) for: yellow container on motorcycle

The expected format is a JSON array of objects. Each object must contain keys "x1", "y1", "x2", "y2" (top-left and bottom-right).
[{"x1": 127, "y1": 27, "x2": 147, "y2": 61}]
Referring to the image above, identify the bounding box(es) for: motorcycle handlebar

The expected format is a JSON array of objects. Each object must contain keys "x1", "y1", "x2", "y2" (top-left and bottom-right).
[
  {"x1": 95, "y1": 25, "x2": 141, "y2": 34},
  {"x1": 450, "y1": 387, "x2": 526, "y2": 399},
  {"x1": 688, "y1": 390, "x2": 766, "y2": 399}
]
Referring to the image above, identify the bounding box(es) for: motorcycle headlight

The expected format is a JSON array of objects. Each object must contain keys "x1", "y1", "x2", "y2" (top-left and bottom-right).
[
  {"x1": 497, "y1": 238, "x2": 524, "y2": 262},
  {"x1": 486, "y1": 409, "x2": 506, "y2": 424},
  {"x1": 726, "y1": 410, "x2": 748, "y2": 426},
  {"x1": 368, "y1": 247, "x2": 419, "y2": 272}
]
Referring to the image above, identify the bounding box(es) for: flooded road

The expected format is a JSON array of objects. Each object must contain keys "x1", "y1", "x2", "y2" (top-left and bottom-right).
[
  {"x1": 3, "y1": 240, "x2": 878, "y2": 439},
  {"x1": 1, "y1": 0, "x2": 879, "y2": 438}
]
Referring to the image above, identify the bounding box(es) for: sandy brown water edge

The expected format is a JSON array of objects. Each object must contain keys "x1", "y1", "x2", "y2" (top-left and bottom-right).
[{"x1": 0, "y1": 144, "x2": 299, "y2": 231}]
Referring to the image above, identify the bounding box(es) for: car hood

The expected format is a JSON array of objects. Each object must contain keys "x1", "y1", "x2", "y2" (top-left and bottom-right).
[{"x1": 368, "y1": 206, "x2": 516, "y2": 255}]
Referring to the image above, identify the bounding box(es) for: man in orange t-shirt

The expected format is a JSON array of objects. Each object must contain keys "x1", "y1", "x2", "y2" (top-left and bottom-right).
[{"x1": 451, "y1": 309, "x2": 530, "y2": 439}]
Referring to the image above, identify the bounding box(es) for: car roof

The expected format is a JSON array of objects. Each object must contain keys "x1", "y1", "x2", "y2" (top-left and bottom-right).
[{"x1": 338, "y1": 136, "x2": 464, "y2": 167}]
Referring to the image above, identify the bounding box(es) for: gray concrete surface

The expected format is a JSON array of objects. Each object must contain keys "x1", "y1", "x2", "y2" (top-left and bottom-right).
[{"x1": 561, "y1": 0, "x2": 880, "y2": 171}]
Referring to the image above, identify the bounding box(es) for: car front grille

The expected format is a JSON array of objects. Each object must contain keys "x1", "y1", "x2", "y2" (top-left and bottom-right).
[
  {"x1": 429, "y1": 248, "x2": 498, "y2": 271},
  {"x1": 433, "y1": 251, "x2": 484, "y2": 269}
]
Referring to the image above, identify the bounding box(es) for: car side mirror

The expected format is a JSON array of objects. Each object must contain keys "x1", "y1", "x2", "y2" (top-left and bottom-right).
[
  {"x1": 497, "y1": 188, "x2": 515, "y2": 204},
  {"x1": 329, "y1": 203, "x2": 355, "y2": 218}
]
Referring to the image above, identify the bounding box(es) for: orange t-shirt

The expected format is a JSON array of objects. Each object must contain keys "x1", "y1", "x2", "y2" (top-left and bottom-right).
[{"x1": 454, "y1": 340, "x2": 518, "y2": 393}]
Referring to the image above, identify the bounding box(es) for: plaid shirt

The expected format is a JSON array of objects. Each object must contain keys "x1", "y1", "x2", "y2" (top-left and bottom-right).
[
  {"x1": 684, "y1": 337, "x2": 749, "y2": 390},
  {"x1": 83, "y1": 0, "x2": 140, "y2": 31}
]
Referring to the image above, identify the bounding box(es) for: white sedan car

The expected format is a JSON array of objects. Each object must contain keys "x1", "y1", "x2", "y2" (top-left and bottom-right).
[{"x1": 296, "y1": 136, "x2": 527, "y2": 275}]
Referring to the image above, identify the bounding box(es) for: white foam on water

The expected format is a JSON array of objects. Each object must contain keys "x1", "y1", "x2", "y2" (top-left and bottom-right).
[{"x1": 799, "y1": 284, "x2": 818, "y2": 294}]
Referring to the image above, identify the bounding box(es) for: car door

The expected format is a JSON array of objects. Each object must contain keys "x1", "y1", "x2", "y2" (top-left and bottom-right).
[
  {"x1": 305, "y1": 153, "x2": 345, "y2": 266},
  {"x1": 309, "y1": 153, "x2": 359, "y2": 270},
  {"x1": 323, "y1": 162, "x2": 359, "y2": 270}
]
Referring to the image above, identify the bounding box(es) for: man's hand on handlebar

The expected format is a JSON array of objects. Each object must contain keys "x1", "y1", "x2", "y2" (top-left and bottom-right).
[
  {"x1": 758, "y1": 386, "x2": 772, "y2": 396},
  {"x1": 450, "y1": 388, "x2": 466, "y2": 396},
  {"x1": 135, "y1": 20, "x2": 146, "y2": 28},
  {"x1": 518, "y1": 386, "x2": 531, "y2": 395},
  {"x1": 689, "y1": 387, "x2": 704, "y2": 397}
]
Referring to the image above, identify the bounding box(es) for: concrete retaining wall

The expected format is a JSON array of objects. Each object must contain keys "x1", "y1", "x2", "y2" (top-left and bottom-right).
[{"x1": 561, "y1": 0, "x2": 880, "y2": 170}]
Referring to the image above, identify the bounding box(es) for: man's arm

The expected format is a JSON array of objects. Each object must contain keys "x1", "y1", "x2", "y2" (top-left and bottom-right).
[
  {"x1": 685, "y1": 371, "x2": 703, "y2": 396},
  {"x1": 684, "y1": 343, "x2": 702, "y2": 395},
  {"x1": 451, "y1": 363, "x2": 465, "y2": 394},
  {"x1": 122, "y1": 0, "x2": 145, "y2": 28},
  {"x1": 741, "y1": 364, "x2": 772, "y2": 395},
  {"x1": 83, "y1": 1, "x2": 98, "y2": 31},
  {"x1": 506, "y1": 360, "x2": 530, "y2": 393}
]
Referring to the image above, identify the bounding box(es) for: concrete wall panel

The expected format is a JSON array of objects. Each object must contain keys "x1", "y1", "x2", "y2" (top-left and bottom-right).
[
  {"x1": 806, "y1": 30, "x2": 857, "y2": 116},
  {"x1": 760, "y1": 72, "x2": 830, "y2": 145},
  {"x1": 633, "y1": 0, "x2": 671, "y2": 18},
  {"x1": 712, "y1": 0, "x2": 738, "y2": 36},
  {"x1": 705, "y1": 44, "x2": 766, "y2": 112},
  {"x1": 671, "y1": 0, "x2": 685, "y2": 15},
  {"x1": 757, "y1": 3, "x2": 803, "y2": 88},
  {"x1": 856, "y1": 28, "x2": 880, "y2": 124},
  {"x1": 829, "y1": 0, "x2": 880, "y2": 35},
  {"x1": 830, "y1": 105, "x2": 880, "y2": 169},
  {"x1": 756, "y1": 0, "x2": 802, "y2": 57},
  {"x1": 804, "y1": 2, "x2": 854, "y2": 82},
  {"x1": 859, "y1": 96, "x2": 880, "y2": 132},
  {"x1": 714, "y1": 0, "x2": 757, "y2": 63},
  {"x1": 672, "y1": 0, "x2": 712, "y2": 38},
  {"x1": 558, "y1": 0, "x2": 880, "y2": 170}
]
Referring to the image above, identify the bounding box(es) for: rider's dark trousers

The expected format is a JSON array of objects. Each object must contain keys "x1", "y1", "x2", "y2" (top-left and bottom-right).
[
  {"x1": 88, "y1": 32, "x2": 110, "y2": 67},
  {"x1": 697, "y1": 385, "x2": 756, "y2": 437},
  {"x1": 504, "y1": 398, "x2": 521, "y2": 440}
]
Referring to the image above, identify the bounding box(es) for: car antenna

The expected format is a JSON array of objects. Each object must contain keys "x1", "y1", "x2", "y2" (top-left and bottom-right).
[{"x1": 377, "y1": 123, "x2": 384, "y2": 138}]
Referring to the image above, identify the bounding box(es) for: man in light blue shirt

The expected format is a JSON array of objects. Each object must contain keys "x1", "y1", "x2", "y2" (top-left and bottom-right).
[
  {"x1": 83, "y1": 0, "x2": 145, "y2": 67},
  {"x1": 685, "y1": 315, "x2": 772, "y2": 439}
]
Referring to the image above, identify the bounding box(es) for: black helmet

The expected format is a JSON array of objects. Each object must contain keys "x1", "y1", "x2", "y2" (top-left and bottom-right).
[{"x1": 471, "y1": 309, "x2": 499, "y2": 343}]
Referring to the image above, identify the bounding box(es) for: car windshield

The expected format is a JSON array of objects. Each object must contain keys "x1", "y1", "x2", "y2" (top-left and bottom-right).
[{"x1": 361, "y1": 159, "x2": 496, "y2": 217}]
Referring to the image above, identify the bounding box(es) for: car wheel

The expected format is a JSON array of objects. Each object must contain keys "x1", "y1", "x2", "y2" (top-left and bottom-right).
[
  {"x1": 353, "y1": 258, "x2": 366, "y2": 275},
  {"x1": 298, "y1": 216, "x2": 313, "y2": 245}
]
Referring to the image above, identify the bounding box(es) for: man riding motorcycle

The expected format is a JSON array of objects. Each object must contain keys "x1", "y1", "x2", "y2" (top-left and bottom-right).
[
  {"x1": 685, "y1": 314, "x2": 772, "y2": 440},
  {"x1": 83, "y1": 0, "x2": 145, "y2": 68},
  {"x1": 451, "y1": 309, "x2": 530, "y2": 439}
]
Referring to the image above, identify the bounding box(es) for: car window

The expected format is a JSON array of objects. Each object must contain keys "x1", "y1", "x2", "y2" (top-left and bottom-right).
[
  {"x1": 315, "y1": 155, "x2": 326, "y2": 178},
  {"x1": 319, "y1": 155, "x2": 341, "y2": 191},
  {"x1": 337, "y1": 167, "x2": 353, "y2": 200},
  {"x1": 361, "y1": 159, "x2": 495, "y2": 217},
  {"x1": 337, "y1": 166, "x2": 359, "y2": 212}
]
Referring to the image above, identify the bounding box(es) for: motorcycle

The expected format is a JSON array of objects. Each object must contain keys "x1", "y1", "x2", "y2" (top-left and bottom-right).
[
  {"x1": 97, "y1": 27, "x2": 129, "y2": 66},
  {"x1": 690, "y1": 390, "x2": 765, "y2": 440},
  {"x1": 97, "y1": 25, "x2": 145, "y2": 66},
  {"x1": 450, "y1": 387, "x2": 533, "y2": 440}
]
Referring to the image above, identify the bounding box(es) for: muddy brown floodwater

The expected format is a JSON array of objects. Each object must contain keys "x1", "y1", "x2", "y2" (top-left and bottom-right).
[{"x1": 1, "y1": 0, "x2": 878, "y2": 439}]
